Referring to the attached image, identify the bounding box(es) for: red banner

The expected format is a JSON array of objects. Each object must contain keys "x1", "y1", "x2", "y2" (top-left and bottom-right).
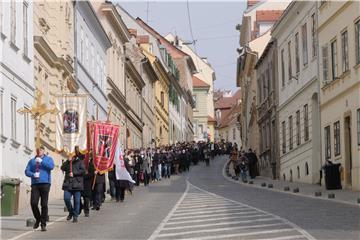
[{"x1": 92, "y1": 122, "x2": 119, "y2": 173}]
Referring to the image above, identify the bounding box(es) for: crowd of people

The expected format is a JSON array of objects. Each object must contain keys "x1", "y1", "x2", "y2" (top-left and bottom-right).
[
  {"x1": 229, "y1": 148, "x2": 259, "y2": 183},
  {"x1": 24, "y1": 140, "x2": 238, "y2": 231}
]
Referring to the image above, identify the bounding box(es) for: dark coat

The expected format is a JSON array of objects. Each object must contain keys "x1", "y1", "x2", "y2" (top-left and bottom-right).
[{"x1": 61, "y1": 156, "x2": 86, "y2": 191}]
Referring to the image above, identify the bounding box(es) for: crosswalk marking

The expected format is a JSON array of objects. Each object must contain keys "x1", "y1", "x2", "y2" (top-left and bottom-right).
[{"x1": 147, "y1": 181, "x2": 316, "y2": 240}]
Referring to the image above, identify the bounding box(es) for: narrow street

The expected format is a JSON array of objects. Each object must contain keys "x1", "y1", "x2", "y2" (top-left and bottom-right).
[{"x1": 10, "y1": 155, "x2": 360, "y2": 240}]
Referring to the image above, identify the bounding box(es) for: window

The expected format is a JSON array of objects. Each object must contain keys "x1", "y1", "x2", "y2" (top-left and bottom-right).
[
  {"x1": 355, "y1": 20, "x2": 360, "y2": 65},
  {"x1": 322, "y1": 44, "x2": 329, "y2": 82},
  {"x1": 80, "y1": 27, "x2": 84, "y2": 63},
  {"x1": 305, "y1": 162, "x2": 309, "y2": 176},
  {"x1": 23, "y1": 1, "x2": 28, "y2": 56},
  {"x1": 288, "y1": 41, "x2": 292, "y2": 81},
  {"x1": 331, "y1": 40, "x2": 338, "y2": 80},
  {"x1": 24, "y1": 105, "x2": 29, "y2": 147},
  {"x1": 311, "y1": 13, "x2": 317, "y2": 58},
  {"x1": 295, "y1": 33, "x2": 300, "y2": 73},
  {"x1": 161, "y1": 91, "x2": 164, "y2": 107},
  {"x1": 334, "y1": 121, "x2": 340, "y2": 156},
  {"x1": 357, "y1": 109, "x2": 360, "y2": 145},
  {"x1": 289, "y1": 115, "x2": 293, "y2": 150},
  {"x1": 296, "y1": 110, "x2": 301, "y2": 145},
  {"x1": 11, "y1": 97, "x2": 17, "y2": 140},
  {"x1": 10, "y1": 0, "x2": 16, "y2": 44},
  {"x1": 304, "y1": 104, "x2": 309, "y2": 141},
  {"x1": 324, "y1": 126, "x2": 331, "y2": 159},
  {"x1": 297, "y1": 166, "x2": 300, "y2": 179},
  {"x1": 302, "y1": 23, "x2": 308, "y2": 65},
  {"x1": 281, "y1": 49, "x2": 285, "y2": 87},
  {"x1": 341, "y1": 30, "x2": 349, "y2": 73},
  {"x1": 282, "y1": 121, "x2": 286, "y2": 154}
]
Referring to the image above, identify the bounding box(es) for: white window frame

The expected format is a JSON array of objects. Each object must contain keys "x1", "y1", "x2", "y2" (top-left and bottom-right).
[
  {"x1": 331, "y1": 39, "x2": 338, "y2": 80},
  {"x1": 322, "y1": 44, "x2": 329, "y2": 83},
  {"x1": 324, "y1": 125, "x2": 331, "y2": 159},
  {"x1": 341, "y1": 30, "x2": 349, "y2": 73},
  {"x1": 302, "y1": 23, "x2": 308, "y2": 66},
  {"x1": 11, "y1": 96, "x2": 17, "y2": 140},
  {"x1": 311, "y1": 13, "x2": 317, "y2": 58},
  {"x1": 295, "y1": 32, "x2": 300, "y2": 73}
]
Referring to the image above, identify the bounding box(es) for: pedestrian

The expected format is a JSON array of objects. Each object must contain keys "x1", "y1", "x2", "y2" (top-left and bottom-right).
[
  {"x1": 204, "y1": 145, "x2": 210, "y2": 166},
  {"x1": 61, "y1": 146, "x2": 86, "y2": 223},
  {"x1": 25, "y1": 145, "x2": 54, "y2": 231},
  {"x1": 247, "y1": 148, "x2": 259, "y2": 179},
  {"x1": 92, "y1": 171, "x2": 105, "y2": 211},
  {"x1": 81, "y1": 155, "x2": 94, "y2": 217},
  {"x1": 239, "y1": 152, "x2": 249, "y2": 183},
  {"x1": 114, "y1": 148, "x2": 135, "y2": 202}
]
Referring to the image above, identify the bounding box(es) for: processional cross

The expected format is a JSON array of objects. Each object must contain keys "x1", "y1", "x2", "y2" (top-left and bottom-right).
[{"x1": 17, "y1": 90, "x2": 58, "y2": 149}]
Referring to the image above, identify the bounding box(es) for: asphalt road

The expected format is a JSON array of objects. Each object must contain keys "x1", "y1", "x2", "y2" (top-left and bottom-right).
[{"x1": 15, "y1": 155, "x2": 360, "y2": 240}]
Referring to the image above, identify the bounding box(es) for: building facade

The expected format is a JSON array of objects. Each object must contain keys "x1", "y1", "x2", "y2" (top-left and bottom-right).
[
  {"x1": 92, "y1": 1, "x2": 130, "y2": 150},
  {"x1": 255, "y1": 39, "x2": 279, "y2": 179},
  {"x1": 318, "y1": 1, "x2": 360, "y2": 190},
  {"x1": 0, "y1": 0, "x2": 35, "y2": 209},
  {"x1": 192, "y1": 76, "x2": 210, "y2": 142},
  {"x1": 272, "y1": 1, "x2": 321, "y2": 184},
  {"x1": 124, "y1": 37, "x2": 145, "y2": 149},
  {"x1": 75, "y1": 1, "x2": 111, "y2": 121}
]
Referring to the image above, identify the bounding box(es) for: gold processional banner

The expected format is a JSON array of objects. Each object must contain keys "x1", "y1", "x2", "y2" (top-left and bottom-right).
[{"x1": 55, "y1": 94, "x2": 87, "y2": 155}]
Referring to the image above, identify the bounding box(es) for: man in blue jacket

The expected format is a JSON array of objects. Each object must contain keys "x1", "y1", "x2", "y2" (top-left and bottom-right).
[{"x1": 25, "y1": 145, "x2": 54, "y2": 231}]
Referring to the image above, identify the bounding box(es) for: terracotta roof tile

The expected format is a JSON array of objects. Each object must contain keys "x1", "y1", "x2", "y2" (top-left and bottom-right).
[
  {"x1": 137, "y1": 35, "x2": 150, "y2": 44},
  {"x1": 256, "y1": 10, "x2": 284, "y2": 22},
  {"x1": 193, "y1": 76, "x2": 210, "y2": 88}
]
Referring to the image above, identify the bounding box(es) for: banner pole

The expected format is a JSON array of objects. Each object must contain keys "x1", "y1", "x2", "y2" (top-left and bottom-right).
[{"x1": 92, "y1": 174, "x2": 97, "y2": 190}]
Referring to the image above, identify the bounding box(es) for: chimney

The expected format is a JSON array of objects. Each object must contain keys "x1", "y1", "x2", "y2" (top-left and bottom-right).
[{"x1": 128, "y1": 28, "x2": 137, "y2": 37}]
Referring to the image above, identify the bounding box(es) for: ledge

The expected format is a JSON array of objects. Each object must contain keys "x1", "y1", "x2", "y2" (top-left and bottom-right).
[
  {"x1": 10, "y1": 139, "x2": 21, "y2": 149},
  {"x1": 1, "y1": 134, "x2": 8, "y2": 143},
  {"x1": 22, "y1": 54, "x2": 32, "y2": 63},
  {"x1": 0, "y1": 32, "x2": 6, "y2": 40},
  {"x1": 9, "y1": 42, "x2": 20, "y2": 52},
  {"x1": 24, "y1": 146, "x2": 33, "y2": 155}
]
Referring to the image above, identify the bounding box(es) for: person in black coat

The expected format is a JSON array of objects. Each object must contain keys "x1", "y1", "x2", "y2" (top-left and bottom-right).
[
  {"x1": 247, "y1": 148, "x2": 259, "y2": 179},
  {"x1": 92, "y1": 170, "x2": 105, "y2": 211},
  {"x1": 61, "y1": 146, "x2": 86, "y2": 223},
  {"x1": 81, "y1": 156, "x2": 94, "y2": 217}
]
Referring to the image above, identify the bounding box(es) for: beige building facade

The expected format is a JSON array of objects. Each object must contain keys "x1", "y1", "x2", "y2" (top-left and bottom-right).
[
  {"x1": 32, "y1": 1, "x2": 77, "y2": 202},
  {"x1": 318, "y1": 1, "x2": 360, "y2": 190}
]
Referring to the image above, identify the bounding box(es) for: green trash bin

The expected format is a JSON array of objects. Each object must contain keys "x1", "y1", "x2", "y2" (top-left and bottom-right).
[{"x1": 1, "y1": 178, "x2": 21, "y2": 216}]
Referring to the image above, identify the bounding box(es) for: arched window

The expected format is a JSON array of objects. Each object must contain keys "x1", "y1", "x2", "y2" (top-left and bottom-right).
[{"x1": 305, "y1": 162, "x2": 309, "y2": 176}]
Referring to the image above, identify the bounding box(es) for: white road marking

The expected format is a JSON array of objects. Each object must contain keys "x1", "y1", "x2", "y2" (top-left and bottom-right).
[
  {"x1": 157, "y1": 227, "x2": 295, "y2": 238},
  {"x1": 162, "y1": 218, "x2": 283, "y2": 230},
  {"x1": 148, "y1": 181, "x2": 316, "y2": 240},
  {"x1": 165, "y1": 213, "x2": 269, "y2": 225}
]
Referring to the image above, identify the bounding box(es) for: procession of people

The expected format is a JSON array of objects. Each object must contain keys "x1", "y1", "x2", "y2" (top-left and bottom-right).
[{"x1": 24, "y1": 139, "x2": 240, "y2": 231}]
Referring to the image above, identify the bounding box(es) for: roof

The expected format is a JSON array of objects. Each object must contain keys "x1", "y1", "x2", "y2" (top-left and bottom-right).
[
  {"x1": 192, "y1": 76, "x2": 210, "y2": 88},
  {"x1": 207, "y1": 115, "x2": 216, "y2": 123},
  {"x1": 219, "y1": 103, "x2": 242, "y2": 129},
  {"x1": 256, "y1": 10, "x2": 284, "y2": 22},
  {"x1": 215, "y1": 89, "x2": 242, "y2": 110},
  {"x1": 136, "y1": 18, "x2": 190, "y2": 59}
]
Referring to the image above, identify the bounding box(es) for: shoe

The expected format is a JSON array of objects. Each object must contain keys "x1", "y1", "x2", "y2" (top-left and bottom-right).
[
  {"x1": 84, "y1": 213, "x2": 89, "y2": 217},
  {"x1": 95, "y1": 207, "x2": 100, "y2": 211},
  {"x1": 66, "y1": 214, "x2": 72, "y2": 221},
  {"x1": 72, "y1": 217, "x2": 78, "y2": 223},
  {"x1": 33, "y1": 220, "x2": 40, "y2": 230},
  {"x1": 40, "y1": 224, "x2": 47, "y2": 231}
]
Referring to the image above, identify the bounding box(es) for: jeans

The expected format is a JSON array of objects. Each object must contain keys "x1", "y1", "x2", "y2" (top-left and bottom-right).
[
  {"x1": 240, "y1": 169, "x2": 248, "y2": 182},
  {"x1": 109, "y1": 179, "x2": 116, "y2": 198},
  {"x1": 156, "y1": 164, "x2": 162, "y2": 180},
  {"x1": 30, "y1": 183, "x2": 50, "y2": 226},
  {"x1": 64, "y1": 190, "x2": 81, "y2": 218}
]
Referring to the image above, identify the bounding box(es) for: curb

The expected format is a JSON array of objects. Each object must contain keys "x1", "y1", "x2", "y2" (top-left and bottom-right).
[{"x1": 222, "y1": 161, "x2": 360, "y2": 207}]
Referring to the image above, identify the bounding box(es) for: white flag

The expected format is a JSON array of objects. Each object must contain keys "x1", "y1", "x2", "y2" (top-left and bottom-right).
[
  {"x1": 115, "y1": 147, "x2": 135, "y2": 183},
  {"x1": 55, "y1": 94, "x2": 87, "y2": 154}
]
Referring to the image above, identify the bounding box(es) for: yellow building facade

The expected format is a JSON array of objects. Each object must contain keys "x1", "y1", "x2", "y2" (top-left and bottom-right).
[{"x1": 318, "y1": 1, "x2": 360, "y2": 190}]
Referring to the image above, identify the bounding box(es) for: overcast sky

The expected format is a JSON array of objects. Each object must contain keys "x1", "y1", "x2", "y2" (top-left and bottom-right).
[{"x1": 117, "y1": 1, "x2": 247, "y2": 91}]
